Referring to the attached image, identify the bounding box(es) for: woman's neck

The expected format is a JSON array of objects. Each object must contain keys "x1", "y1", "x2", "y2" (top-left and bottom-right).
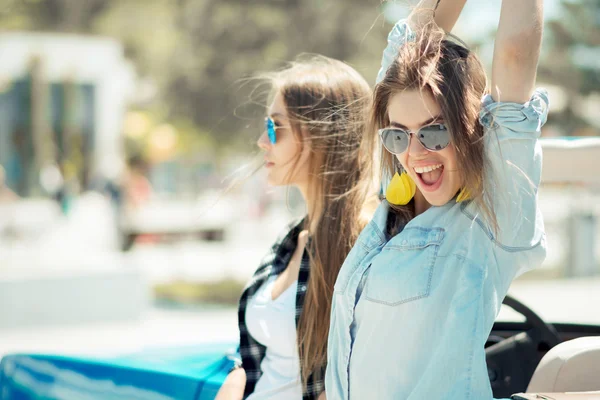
[
  {"x1": 414, "y1": 190, "x2": 432, "y2": 216},
  {"x1": 297, "y1": 183, "x2": 320, "y2": 235}
]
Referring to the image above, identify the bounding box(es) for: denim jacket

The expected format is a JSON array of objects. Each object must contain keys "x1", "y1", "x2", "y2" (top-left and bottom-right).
[{"x1": 325, "y1": 20, "x2": 549, "y2": 400}]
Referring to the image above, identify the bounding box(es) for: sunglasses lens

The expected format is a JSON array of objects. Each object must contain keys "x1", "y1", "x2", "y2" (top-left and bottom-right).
[
  {"x1": 265, "y1": 118, "x2": 276, "y2": 144},
  {"x1": 380, "y1": 128, "x2": 409, "y2": 154},
  {"x1": 418, "y1": 124, "x2": 450, "y2": 151}
]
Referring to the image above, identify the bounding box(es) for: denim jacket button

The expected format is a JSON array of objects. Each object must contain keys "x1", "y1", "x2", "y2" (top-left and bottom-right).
[{"x1": 300, "y1": 285, "x2": 307, "y2": 292}]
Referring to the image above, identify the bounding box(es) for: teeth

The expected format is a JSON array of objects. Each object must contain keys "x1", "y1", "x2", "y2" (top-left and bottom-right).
[{"x1": 414, "y1": 164, "x2": 443, "y2": 174}]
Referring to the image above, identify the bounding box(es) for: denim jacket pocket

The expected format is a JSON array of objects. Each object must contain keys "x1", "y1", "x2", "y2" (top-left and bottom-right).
[{"x1": 364, "y1": 227, "x2": 444, "y2": 306}]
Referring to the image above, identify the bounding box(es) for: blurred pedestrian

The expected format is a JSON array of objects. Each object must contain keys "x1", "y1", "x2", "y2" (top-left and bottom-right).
[{"x1": 0, "y1": 165, "x2": 19, "y2": 203}]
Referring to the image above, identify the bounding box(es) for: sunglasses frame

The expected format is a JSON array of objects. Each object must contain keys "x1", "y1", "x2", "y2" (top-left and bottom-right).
[{"x1": 378, "y1": 123, "x2": 450, "y2": 155}]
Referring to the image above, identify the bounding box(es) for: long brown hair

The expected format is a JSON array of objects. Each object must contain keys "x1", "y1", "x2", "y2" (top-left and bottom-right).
[
  {"x1": 267, "y1": 55, "x2": 375, "y2": 385},
  {"x1": 369, "y1": 22, "x2": 495, "y2": 233}
]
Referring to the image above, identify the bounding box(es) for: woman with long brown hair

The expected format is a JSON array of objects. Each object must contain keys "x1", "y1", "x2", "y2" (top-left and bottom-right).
[
  {"x1": 326, "y1": 0, "x2": 548, "y2": 398},
  {"x1": 216, "y1": 55, "x2": 376, "y2": 400}
]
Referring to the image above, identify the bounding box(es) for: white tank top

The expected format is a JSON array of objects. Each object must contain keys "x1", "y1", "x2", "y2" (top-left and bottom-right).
[{"x1": 245, "y1": 275, "x2": 302, "y2": 400}]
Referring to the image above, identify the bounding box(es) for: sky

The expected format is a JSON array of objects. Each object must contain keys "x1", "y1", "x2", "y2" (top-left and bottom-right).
[{"x1": 384, "y1": 0, "x2": 563, "y2": 41}]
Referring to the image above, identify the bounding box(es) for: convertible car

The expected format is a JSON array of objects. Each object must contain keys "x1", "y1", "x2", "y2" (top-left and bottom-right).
[
  {"x1": 0, "y1": 343, "x2": 236, "y2": 400},
  {"x1": 2, "y1": 138, "x2": 600, "y2": 400}
]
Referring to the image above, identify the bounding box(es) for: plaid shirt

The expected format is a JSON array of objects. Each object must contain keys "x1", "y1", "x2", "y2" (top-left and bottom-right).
[{"x1": 237, "y1": 217, "x2": 325, "y2": 400}]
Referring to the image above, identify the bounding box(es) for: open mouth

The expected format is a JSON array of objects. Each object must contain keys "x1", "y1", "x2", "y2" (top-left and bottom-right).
[{"x1": 414, "y1": 164, "x2": 444, "y2": 192}]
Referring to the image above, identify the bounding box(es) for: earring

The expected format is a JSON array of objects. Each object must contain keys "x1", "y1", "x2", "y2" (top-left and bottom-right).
[
  {"x1": 386, "y1": 168, "x2": 416, "y2": 206},
  {"x1": 456, "y1": 187, "x2": 471, "y2": 203}
]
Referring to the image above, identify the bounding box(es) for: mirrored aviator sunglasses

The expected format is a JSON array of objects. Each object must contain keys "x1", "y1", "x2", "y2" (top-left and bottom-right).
[
  {"x1": 378, "y1": 124, "x2": 450, "y2": 155},
  {"x1": 264, "y1": 117, "x2": 277, "y2": 144}
]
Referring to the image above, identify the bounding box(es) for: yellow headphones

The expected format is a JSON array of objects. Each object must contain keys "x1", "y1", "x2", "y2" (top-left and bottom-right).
[{"x1": 385, "y1": 170, "x2": 416, "y2": 206}]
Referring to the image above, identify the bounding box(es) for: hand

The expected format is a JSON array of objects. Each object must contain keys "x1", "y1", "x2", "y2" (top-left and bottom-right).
[{"x1": 408, "y1": 0, "x2": 467, "y2": 32}]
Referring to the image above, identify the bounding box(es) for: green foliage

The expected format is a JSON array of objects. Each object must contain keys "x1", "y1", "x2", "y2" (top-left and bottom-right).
[
  {"x1": 2, "y1": 0, "x2": 597, "y2": 146},
  {"x1": 539, "y1": 0, "x2": 600, "y2": 134},
  {"x1": 154, "y1": 278, "x2": 245, "y2": 305},
  {"x1": 0, "y1": 0, "x2": 388, "y2": 151}
]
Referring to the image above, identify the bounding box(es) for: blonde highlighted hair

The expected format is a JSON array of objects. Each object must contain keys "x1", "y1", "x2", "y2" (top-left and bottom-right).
[{"x1": 265, "y1": 55, "x2": 376, "y2": 386}]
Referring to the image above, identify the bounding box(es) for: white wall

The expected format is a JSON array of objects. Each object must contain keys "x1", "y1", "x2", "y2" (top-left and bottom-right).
[{"x1": 0, "y1": 32, "x2": 136, "y2": 181}]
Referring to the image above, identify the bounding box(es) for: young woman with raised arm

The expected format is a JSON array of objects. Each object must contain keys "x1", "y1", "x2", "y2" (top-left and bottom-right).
[{"x1": 325, "y1": 0, "x2": 547, "y2": 398}]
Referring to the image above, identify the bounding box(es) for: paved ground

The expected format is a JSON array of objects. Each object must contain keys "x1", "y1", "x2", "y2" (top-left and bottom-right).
[
  {"x1": 0, "y1": 190, "x2": 598, "y2": 358},
  {"x1": 0, "y1": 307, "x2": 238, "y2": 358}
]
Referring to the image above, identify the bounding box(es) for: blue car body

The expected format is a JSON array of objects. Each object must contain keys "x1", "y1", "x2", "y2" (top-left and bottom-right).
[{"x1": 0, "y1": 343, "x2": 236, "y2": 399}]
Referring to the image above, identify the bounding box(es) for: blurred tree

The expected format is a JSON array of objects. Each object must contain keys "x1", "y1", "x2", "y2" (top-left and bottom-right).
[
  {"x1": 153, "y1": 0, "x2": 388, "y2": 147},
  {"x1": 4, "y1": 0, "x2": 596, "y2": 146},
  {"x1": 537, "y1": 0, "x2": 600, "y2": 135},
  {"x1": 0, "y1": 0, "x2": 388, "y2": 149},
  {"x1": 0, "y1": 0, "x2": 109, "y2": 31}
]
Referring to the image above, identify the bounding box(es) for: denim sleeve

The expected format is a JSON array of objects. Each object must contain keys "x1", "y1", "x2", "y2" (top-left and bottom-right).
[
  {"x1": 478, "y1": 88, "x2": 549, "y2": 251},
  {"x1": 376, "y1": 19, "x2": 415, "y2": 84}
]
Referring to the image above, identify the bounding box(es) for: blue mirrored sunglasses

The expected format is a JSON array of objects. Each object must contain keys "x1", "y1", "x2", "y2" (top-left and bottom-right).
[{"x1": 264, "y1": 117, "x2": 277, "y2": 144}]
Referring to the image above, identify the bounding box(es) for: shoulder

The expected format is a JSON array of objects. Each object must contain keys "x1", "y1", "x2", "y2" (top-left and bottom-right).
[
  {"x1": 263, "y1": 216, "x2": 305, "y2": 252},
  {"x1": 255, "y1": 217, "x2": 305, "y2": 270}
]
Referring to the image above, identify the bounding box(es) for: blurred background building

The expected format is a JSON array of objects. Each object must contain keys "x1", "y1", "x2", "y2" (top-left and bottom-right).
[{"x1": 0, "y1": 0, "x2": 598, "y2": 354}]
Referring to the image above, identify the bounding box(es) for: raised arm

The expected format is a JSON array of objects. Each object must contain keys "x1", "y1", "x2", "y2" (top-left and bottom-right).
[
  {"x1": 407, "y1": 0, "x2": 467, "y2": 32},
  {"x1": 491, "y1": 0, "x2": 544, "y2": 103}
]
